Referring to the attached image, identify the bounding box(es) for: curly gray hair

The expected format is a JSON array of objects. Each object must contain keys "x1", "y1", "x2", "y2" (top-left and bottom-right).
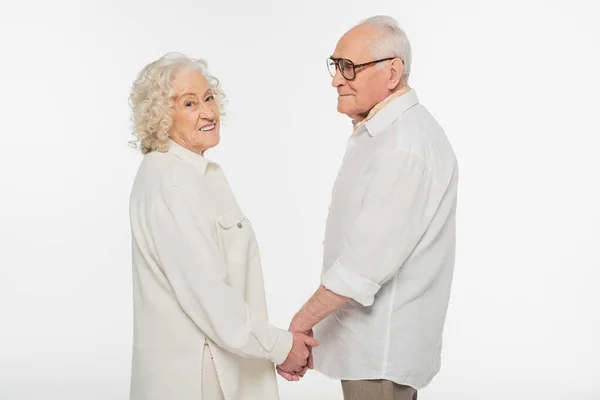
[{"x1": 128, "y1": 52, "x2": 226, "y2": 154}]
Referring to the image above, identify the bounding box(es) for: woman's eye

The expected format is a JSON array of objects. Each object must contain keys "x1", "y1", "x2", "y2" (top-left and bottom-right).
[
  {"x1": 205, "y1": 95, "x2": 214, "y2": 102},
  {"x1": 185, "y1": 101, "x2": 196, "y2": 107}
]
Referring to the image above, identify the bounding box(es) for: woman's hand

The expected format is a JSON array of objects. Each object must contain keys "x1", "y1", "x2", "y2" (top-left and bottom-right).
[{"x1": 276, "y1": 332, "x2": 318, "y2": 381}]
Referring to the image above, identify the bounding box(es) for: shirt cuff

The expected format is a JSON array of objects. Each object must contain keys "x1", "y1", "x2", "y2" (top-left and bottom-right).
[
  {"x1": 267, "y1": 326, "x2": 293, "y2": 365},
  {"x1": 321, "y1": 260, "x2": 382, "y2": 307}
]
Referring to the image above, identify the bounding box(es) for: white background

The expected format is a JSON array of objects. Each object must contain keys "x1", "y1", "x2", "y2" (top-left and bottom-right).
[{"x1": 1, "y1": 0, "x2": 599, "y2": 399}]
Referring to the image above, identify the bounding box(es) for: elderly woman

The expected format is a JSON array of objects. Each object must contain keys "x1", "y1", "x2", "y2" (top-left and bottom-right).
[{"x1": 128, "y1": 53, "x2": 317, "y2": 400}]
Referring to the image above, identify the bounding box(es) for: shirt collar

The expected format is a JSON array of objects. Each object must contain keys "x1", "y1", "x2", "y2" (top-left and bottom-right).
[
  {"x1": 353, "y1": 88, "x2": 419, "y2": 137},
  {"x1": 167, "y1": 138, "x2": 217, "y2": 175}
]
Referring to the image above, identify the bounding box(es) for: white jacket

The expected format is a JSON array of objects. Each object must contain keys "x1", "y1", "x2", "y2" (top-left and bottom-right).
[{"x1": 129, "y1": 139, "x2": 292, "y2": 400}]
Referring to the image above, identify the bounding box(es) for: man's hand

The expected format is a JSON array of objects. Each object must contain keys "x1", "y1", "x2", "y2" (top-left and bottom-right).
[
  {"x1": 277, "y1": 332, "x2": 318, "y2": 381},
  {"x1": 277, "y1": 285, "x2": 347, "y2": 381},
  {"x1": 277, "y1": 318, "x2": 317, "y2": 381}
]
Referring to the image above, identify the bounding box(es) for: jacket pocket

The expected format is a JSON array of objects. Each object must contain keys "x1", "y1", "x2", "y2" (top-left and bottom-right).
[{"x1": 216, "y1": 205, "x2": 254, "y2": 264}]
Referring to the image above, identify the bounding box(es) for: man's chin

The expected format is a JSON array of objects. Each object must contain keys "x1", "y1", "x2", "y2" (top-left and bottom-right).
[{"x1": 337, "y1": 104, "x2": 358, "y2": 118}]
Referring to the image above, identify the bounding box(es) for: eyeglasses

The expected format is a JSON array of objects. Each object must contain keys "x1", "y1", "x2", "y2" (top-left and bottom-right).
[{"x1": 327, "y1": 57, "x2": 397, "y2": 80}]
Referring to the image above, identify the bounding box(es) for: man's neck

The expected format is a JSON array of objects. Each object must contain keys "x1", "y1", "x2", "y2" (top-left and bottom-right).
[{"x1": 351, "y1": 85, "x2": 411, "y2": 129}]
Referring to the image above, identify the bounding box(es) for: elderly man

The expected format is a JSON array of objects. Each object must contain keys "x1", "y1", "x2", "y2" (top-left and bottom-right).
[{"x1": 278, "y1": 16, "x2": 459, "y2": 400}]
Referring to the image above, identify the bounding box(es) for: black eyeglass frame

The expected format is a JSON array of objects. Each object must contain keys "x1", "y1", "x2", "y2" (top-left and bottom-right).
[{"x1": 327, "y1": 56, "x2": 401, "y2": 80}]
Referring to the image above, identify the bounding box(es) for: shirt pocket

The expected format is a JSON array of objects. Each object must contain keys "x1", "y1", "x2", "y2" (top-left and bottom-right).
[{"x1": 216, "y1": 205, "x2": 255, "y2": 265}]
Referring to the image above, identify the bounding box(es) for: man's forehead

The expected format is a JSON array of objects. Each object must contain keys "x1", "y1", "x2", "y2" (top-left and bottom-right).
[{"x1": 333, "y1": 25, "x2": 375, "y2": 60}]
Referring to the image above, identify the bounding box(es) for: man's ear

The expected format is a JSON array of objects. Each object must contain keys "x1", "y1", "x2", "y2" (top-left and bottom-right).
[{"x1": 387, "y1": 59, "x2": 404, "y2": 90}]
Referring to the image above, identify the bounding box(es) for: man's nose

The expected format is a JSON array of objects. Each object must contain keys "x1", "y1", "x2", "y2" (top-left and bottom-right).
[{"x1": 332, "y1": 67, "x2": 346, "y2": 88}]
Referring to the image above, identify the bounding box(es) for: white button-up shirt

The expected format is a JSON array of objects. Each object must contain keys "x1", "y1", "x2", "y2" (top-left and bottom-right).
[
  {"x1": 313, "y1": 89, "x2": 459, "y2": 390},
  {"x1": 129, "y1": 139, "x2": 292, "y2": 400}
]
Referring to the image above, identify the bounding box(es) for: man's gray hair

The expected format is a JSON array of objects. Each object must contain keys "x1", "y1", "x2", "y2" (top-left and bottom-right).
[{"x1": 360, "y1": 15, "x2": 412, "y2": 82}]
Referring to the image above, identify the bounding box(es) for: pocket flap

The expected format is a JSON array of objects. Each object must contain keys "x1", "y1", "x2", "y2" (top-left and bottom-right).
[{"x1": 217, "y1": 206, "x2": 245, "y2": 229}]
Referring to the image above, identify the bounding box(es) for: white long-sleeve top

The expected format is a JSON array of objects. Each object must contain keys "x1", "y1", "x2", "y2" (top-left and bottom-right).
[
  {"x1": 313, "y1": 89, "x2": 459, "y2": 390},
  {"x1": 129, "y1": 139, "x2": 292, "y2": 400}
]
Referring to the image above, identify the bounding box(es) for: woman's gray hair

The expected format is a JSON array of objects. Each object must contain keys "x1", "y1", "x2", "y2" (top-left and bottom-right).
[
  {"x1": 128, "y1": 52, "x2": 226, "y2": 154},
  {"x1": 360, "y1": 15, "x2": 412, "y2": 82}
]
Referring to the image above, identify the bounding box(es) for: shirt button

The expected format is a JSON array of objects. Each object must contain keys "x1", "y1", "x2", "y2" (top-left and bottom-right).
[{"x1": 237, "y1": 222, "x2": 243, "y2": 228}]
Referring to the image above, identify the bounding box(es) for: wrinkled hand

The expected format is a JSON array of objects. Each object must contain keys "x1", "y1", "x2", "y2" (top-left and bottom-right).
[
  {"x1": 277, "y1": 331, "x2": 318, "y2": 381},
  {"x1": 277, "y1": 320, "x2": 317, "y2": 381}
]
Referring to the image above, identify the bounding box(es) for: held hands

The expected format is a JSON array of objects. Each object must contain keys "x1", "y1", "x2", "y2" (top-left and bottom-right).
[
  {"x1": 276, "y1": 330, "x2": 318, "y2": 382},
  {"x1": 277, "y1": 286, "x2": 345, "y2": 381}
]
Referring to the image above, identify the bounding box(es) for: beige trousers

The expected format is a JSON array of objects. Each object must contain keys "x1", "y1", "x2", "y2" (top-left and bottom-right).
[
  {"x1": 202, "y1": 344, "x2": 225, "y2": 400},
  {"x1": 341, "y1": 379, "x2": 418, "y2": 400}
]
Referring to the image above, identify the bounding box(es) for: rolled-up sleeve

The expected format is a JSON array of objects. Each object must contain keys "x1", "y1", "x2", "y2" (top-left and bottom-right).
[
  {"x1": 322, "y1": 151, "x2": 433, "y2": 307},
  {"x1": 148, "y1": 183, "x2": 292, "y2": 365}
]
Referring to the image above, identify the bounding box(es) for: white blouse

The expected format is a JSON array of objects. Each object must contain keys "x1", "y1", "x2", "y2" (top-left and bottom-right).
[{"x1": 129, "y1": 139, "x2": 292, "y2": 400}]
